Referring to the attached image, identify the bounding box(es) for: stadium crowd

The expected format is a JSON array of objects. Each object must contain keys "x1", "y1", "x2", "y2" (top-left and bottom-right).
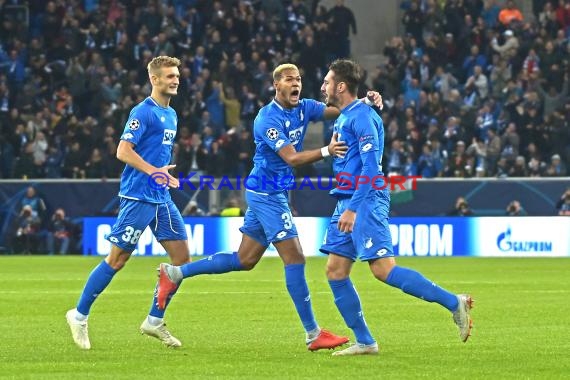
[
  {"x1": 0, "y1": 0, "x2": 569, "y2": 181},
  {"x1": 0, "y1": 0, "x2": 356, "y2": 179},
  {"x1": 379, "y1": 0, "x2": 570, "y2": 178}
]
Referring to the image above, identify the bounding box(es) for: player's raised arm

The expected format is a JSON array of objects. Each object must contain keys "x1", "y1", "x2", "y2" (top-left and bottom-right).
[{"x1": 278, "y1": 132, "x2": 346, "y2": 167}]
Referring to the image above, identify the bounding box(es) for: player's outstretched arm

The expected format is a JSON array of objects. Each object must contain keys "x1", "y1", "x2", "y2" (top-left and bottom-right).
[
  {"x1": 116, "y1": 140, "x2": 179, "y2": 188},
  {"x1": 278, "y1": 133, "x2": 346, "y2": 167},
  {"x1": 322, "y1": 91, "x2": 383, "y2": 120}
]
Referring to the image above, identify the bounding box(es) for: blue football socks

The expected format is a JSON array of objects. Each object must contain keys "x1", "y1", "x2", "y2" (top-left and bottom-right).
[
  {"x1": 148, "y1": 283, "x2": 179, "y2": 319},
  {"x1": 76, "y1": 260, "x2": 117, "y2": 316},
  {"x1": 329, "y1": 277, "x2": 375, "y2": 345},
  {"x1": 180, "y1": 251, "x2": 243, "y2": 278},
  {"x1": 385, "y1": 266, "x2": 459, "y2": 311},
  {"x1": 284, "y1": 264, "x2": 318, "y2": 333}
]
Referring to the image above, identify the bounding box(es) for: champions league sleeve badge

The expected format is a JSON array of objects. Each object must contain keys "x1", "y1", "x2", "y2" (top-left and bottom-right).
[
  {"x1": 266, "y1": 128, "x2": 279, "y2": 140},
  {"x1": 128, "y1": 119, "x2": 140, "y2": 130}
]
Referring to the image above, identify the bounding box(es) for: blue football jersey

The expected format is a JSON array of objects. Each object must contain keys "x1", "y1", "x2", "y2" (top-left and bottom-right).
[
  {"x1": 330, "y1": 100, "x2": 384, "y2": 197},
  {"x1": 118, "y1": 97, "x2": 177, "y2": 203},
  {"x1": 249, "y1": 98, "x2": 326, "y2": 193}
]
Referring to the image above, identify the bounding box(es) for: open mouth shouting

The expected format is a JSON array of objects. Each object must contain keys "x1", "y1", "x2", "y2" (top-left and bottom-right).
[{"x1": 290, "y1": 88, "x2": 300, "y2": 103}]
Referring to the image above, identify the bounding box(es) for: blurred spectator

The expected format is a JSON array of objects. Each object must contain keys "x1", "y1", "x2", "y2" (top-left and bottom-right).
[
  {"x1": 220, "y1": 197, "x2": 244, "y2": 217},
  {"x1": 20, "y1": 186, "x2": 46, "y2": 220},
  {"x1": 466, "y1": 138, "x2": 487, "y2": 175},
  {"x1": 489, "y1": 56, "x2": 512, "y2": 99},
  {"x1": 506, "y1": 200, "x2": 528, "y2": 216},
  {"x1": 44, "y1": 145, "x2": 64, "y2": 178},
  {"x1": 500, "y1": 123, "x2": 520, "y2": 162},
  {"x1": 417, "y1": 143, "x2": 442, "y2": 178},
  {"x1": 510, "y1": 155, "x2": 528, "y2": 176},
  {"x1": 177, "y1": 133, "x2": 207, "y2": 176},
  {"x1": 46, "y1": 208, "x2": 73, "y2": 255},
  {"x1": 462, "y1": 46, "x2": 487, "y2": 82},
  {"x1": 544, "y1": 154, "x2": 567, "y2": 177},
  {"x1": 496, "y1": 157, "x2": 510, "y2": 178},
  {"x1": 10, "y1": 205, "x2": 41, "y2": 254},
  {"x1": 63, "y1": 142, "x2": 85, "y2": 179},
  {"x1": 536, "y1": 72, "x2": 569, "y2": 118},
  {"x1": 447, "y1": 140, "x2": 470, "y2": 177},
  {"x1": 13, "y1": 142, "x2": 37, "y2": 179},
  {"x1": 402, "y1": 1, "x2": 424, "y2": 46},
  {"x1": 206, "y1": 140, "x2": 226, "y2": 176},
  {"x1": 328, "y1": 0, "x2": 357, "y2": 59},
  {"x1": 218, "y1": 82, "x2": 241, "y2": 131},
  {"x1": 486, "y1": 128, "x2": 502, "y2": 176},
  {"x1": 556, "y1": 188, "x2": 570, "y2": 215},
  {"x1": 182, "y1": 200, "x2": 206, "y2": 216},
  {"x1": 387, "y1": 139, "x2": 407, "y2": 175},
  {"x1": 447, "y1": 196, "x2": 474, "y2": 216},
  {"x1": 491, "y1": 30, "x2": 519, "y2": 63},
  {"x1": 236, "y1": 129, "x2": 255, "y2": 176},
  {"x1": 84, "y1": 148, "x2": 107, "y2": 179},
  {"x1": 464, "y1": 65, "x2": 488, "y2": 101},
  {"x1": 482, "y1": 0, "x2": 501, "y2": 29},
  {"x1": 498, "y1": 0, "x2": 524, "y2": 27}
]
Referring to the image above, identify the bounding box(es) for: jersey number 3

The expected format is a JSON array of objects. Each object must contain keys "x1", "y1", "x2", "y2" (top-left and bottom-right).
[{"x1": 281, "y1": 212, "x2": 293, "y2": 230}]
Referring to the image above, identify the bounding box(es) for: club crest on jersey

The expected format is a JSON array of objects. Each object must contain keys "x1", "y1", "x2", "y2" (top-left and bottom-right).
[
  {"x1": 163, "y1": 129, "x2": 176, "y2": 145},
  {"x1": 266, "y1": 128, "x2": 279, "y2": 140},
  {"x1": 128, "y1": 119, "x2": 140, "y2": 130}
]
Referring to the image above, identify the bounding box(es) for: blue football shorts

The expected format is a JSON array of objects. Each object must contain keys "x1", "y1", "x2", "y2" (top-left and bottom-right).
[
  {"x1": 240, "y1": 189, "x2": 298, "y2": 247},
  {"x1": 320, "y1": 189, "x2": 394, "y2": 261},
  {"x1": 106, "y1": 197, "x2": 188, "y2": 252}
]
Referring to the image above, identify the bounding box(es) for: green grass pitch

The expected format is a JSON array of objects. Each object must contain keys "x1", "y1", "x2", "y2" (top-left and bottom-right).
[{"x1": 1, "y1": 256, "x2": 569, "y2": 379}]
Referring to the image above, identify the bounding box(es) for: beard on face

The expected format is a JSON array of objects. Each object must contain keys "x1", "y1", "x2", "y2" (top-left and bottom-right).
[{"x1": 324, "y1": 90, "x2": 339, "y2": 107}]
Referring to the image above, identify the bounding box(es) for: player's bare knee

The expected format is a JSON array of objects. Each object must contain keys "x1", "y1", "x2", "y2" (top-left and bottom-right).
[
  {"x1": 369, "y1": 257, "x2": 395, "y2": 282},
  {"x1": 281, "y1": 251, "x2": 305, "y2": 266},
  {"x1": 239, "y1": 257, "x2": 258, "y2": 271},
  {"x1": 105, "y1": 255, "x2": 129, "y2": 271},
  {"x1": 326, "y1": 262, "x2": 349, "y2": 280}
]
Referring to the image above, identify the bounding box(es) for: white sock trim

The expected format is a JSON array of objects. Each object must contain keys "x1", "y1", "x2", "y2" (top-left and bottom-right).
[
  {"x1": 147, "y1": 316, "x2": 163, "y2": 326},
  {"x1": 306, "y1": 327, "x2": 321, "y2": 341},
  {"x1": 75, "y1": 310, "x2": 88, "y2": 321}
]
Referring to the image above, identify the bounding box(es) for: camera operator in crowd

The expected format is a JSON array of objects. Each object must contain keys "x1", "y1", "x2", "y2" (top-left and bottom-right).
[
  {"x1": 46, "y1": 208, "x2": 74, "y2": 255},
  {"x1": 505, "y1": 200, "x2": 527, "y2": 216},
  {"x1": 556, "y1": 188, "x2": 570, "y2": 216},
  {"x1": 10, "y1": 205, "x2": 41, "y2": 253},
  {"x1": 447, "y1": 196, "x2": 474, "y2": 216}
]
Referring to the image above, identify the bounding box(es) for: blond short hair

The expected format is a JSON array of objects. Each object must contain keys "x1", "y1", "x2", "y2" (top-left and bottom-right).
[
  {"x1": 273, "y1": 63, "x2": 299, "y2": 81},
  {"x1": 147, "y1": 56, "x2": 181, "y2": 75}
]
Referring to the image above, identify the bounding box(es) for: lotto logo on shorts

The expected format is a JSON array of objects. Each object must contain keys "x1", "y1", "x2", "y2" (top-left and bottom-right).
[{"x1": 163, "y1": 130, "x2": 176, "y2": 145}]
